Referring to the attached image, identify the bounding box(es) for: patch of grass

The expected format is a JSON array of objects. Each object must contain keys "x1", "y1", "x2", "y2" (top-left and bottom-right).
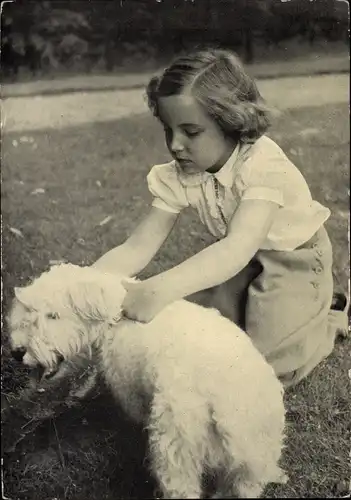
[{"x1": 2, "y1": 103, "x2": 350, "y2": 499}]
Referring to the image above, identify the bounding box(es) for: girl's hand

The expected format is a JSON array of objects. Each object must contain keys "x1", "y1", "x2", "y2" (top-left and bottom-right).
[{"x1": 121, "y1": 279, "x2": 171, "y2": 323}]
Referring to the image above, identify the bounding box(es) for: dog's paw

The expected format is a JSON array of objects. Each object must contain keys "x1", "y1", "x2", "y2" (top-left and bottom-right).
[{"x1": 275, "y1": 471, "x2": 289, "y2": 485}]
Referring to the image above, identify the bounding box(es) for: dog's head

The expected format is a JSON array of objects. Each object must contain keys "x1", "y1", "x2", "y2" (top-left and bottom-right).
[{"x1": 8, "y1": 264, "x2": 128, "y2": 381}]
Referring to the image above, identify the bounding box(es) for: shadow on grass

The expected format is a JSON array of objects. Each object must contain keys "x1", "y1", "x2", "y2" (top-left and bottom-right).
[{"x1": 3, "y1": 387, "x2": 156, "y2": 500}]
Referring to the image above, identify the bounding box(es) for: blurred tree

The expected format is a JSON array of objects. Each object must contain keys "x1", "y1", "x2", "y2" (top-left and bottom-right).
[
  {"x1": 233, "y1": 0, "x2": 274, "y2": 63},
  {"x1": 85, "y1": 0, "x2": 157, "y2": 70},
  {"x1": 1, "y1": 0, "x2": 91, "y2": 76},
  {"x1": 1, "y1": 0, "x2": 348, "y2": 79},
  {"x1": 269, "y1": 0, "x2": 349, "y2": 45}
]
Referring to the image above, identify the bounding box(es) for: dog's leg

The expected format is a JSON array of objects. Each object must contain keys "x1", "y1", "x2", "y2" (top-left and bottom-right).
[
  {"x1": 125, "y1": 393, "x2": 149, "y2": 424},
  {"x1": 234, "y1": 462, "x2": 269, "y2": 499},
  {"x1": 186, "y1": 259, "x2": 261, "y2": 328},
  {"x1": 209, "y1": 404, "x2": 285, "y2": 499},
  {"x1": 209, "y1": 463, "x2": 263, "y2": 499},
  {"x1": 69, "y1": 368, "x2": 98, "y2": 401},
  {"x1": 148, "y1": 392, "x2": 207, "y2": 499},
  {"x1": 227, "y1": 459, "x2": 287, "y2": 499},
  {"x1": 112, "y1": 388, "x2": 148, "y2": 425},
  {"x1": 236, "y1": 481, "x2": 264, "y2": 499},
  {"x1": 211, "y1": 459, "x2": 286, "y2": 498},
  {"x1": 209, "y1": 469, "x2": 238, "y2": 499}
]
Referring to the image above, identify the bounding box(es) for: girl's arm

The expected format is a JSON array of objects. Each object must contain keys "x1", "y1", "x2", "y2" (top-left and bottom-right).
[
  {"x1": 148, "y1": 199, "x2": 280, "y2": 299},
  {"x1": 92, "y1": 207, "x2": 178, "y2": 276}
]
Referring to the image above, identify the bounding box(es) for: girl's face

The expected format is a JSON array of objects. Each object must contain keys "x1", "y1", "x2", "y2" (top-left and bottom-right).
[{"x1": 157, "y1": 94, "x2": 236, "y2": 174}]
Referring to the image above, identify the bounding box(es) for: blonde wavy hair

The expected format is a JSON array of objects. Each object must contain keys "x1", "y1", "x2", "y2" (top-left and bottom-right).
[{"x1": 146, "y1": 47, "x2": 273, "y2": 144}]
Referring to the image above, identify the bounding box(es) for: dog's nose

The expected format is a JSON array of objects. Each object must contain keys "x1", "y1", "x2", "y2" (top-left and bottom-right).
[{"x1": 11, "y1": 348, "x2": 26, "y2": 362}]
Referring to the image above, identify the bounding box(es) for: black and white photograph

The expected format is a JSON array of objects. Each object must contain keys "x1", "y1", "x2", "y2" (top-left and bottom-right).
[{"x1": 1, "y1": 0, "x2": 350, "y2": 498}]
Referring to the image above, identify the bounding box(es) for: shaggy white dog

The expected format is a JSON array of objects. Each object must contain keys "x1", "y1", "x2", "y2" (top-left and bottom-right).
[{"x1": 9, "y1": 264, "x2": 287, "y2": 499}]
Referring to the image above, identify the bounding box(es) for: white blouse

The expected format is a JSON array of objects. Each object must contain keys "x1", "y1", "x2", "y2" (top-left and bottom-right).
[{"x1": 147, "y1": 135, "x2": 330, "y2": 251}]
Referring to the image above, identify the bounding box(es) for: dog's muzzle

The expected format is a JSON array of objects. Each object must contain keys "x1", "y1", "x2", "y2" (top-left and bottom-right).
[
  {"x1": 39, "y1": 353, "x2": 65, "y2": 381},
  {"x1": 11, "y1": 348, "x2": 64, "y2": 382}
]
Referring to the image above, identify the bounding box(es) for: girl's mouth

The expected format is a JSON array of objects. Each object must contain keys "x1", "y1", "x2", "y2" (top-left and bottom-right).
[
  {"x1": 177, "y1": 159, "x2": 197, "y2": 170},
  {"x1": 176, "y1": 158, "x2": 192, "y2": 166}
]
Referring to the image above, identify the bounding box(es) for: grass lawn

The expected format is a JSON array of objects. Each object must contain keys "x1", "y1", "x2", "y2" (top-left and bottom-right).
[{"x1": 2, "y1": 103, "x2": 350, "y2": 499}]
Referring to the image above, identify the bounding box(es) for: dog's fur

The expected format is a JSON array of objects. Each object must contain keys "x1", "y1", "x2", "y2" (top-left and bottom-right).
[{"x1": 9, "y1": 264, "x2": 287, "y2": 499}]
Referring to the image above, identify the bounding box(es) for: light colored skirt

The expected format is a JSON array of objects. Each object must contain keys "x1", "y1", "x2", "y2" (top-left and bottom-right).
[{"x1": 188, "y1": 226, "x2": 337, "y2": 388}]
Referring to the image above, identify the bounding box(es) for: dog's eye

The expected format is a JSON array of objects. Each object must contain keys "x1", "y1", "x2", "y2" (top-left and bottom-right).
[{"x1": 46, "y1": 312, "x2": 60, "y2": 319}]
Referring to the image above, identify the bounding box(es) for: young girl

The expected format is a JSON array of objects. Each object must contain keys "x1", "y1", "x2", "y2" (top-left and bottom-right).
[{"x1": 93, "y1": 48, "x2": 348, "y2": 388}]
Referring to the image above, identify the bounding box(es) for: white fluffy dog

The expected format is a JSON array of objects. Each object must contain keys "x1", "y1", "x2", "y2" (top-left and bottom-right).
[{"x1": 9, "y1": 264, "x2": 287, "y2": 499}]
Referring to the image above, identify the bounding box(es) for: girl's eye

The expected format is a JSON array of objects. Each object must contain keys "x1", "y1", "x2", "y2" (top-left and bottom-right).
[{"x1": 184, "y1": 129, "x2": 201, "y2": 138}]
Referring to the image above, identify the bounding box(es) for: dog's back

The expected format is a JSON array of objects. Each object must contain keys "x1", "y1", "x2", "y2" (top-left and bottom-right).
[{"x1": 102, "y1": 298, "x2": 284, "y2": 417}]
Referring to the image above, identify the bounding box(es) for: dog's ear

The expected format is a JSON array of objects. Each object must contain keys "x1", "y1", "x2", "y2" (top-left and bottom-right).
[
  {"x1": 14, "y1": 287, "x2": 23, "y2": 300},
  {"x1": 14, "y1": 287, "x2": 36, "y2": 311},
  {"x1": 67, "y1": 280, "x2": 123, "y2": 323}
]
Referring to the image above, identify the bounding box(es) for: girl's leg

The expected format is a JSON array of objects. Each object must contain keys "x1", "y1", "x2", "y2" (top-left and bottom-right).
[
  {"x1": 245, "y1": 227, "x2": 336, "y2": 385},
  {"x1": 186, "y1": 259, "x2": 261, "y2": 328}
]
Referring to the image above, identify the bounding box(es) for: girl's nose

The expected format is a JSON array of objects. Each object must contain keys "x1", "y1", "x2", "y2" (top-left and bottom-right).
[{"x1": 170, "y1": 134, "x2": 185, "y2": 154}]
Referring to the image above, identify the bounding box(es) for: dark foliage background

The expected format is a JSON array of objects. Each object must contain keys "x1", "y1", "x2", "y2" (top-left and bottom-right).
[{"x1": 1, "y1": 0, "x2": 349, "y2": 79}]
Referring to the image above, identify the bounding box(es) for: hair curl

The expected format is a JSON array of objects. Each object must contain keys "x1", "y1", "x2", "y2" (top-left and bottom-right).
[{"x1": 146, "y1": 48, "x2": 273, "y2": 144}]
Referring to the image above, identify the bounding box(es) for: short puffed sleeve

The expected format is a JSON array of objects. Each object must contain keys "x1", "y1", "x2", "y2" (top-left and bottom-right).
[
  {"x1": 239, "y1": 137, "x2": 289, "y2": 207},
  {"x1": 147, "y1": 162, "x2": 189, "y2": 213}
]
